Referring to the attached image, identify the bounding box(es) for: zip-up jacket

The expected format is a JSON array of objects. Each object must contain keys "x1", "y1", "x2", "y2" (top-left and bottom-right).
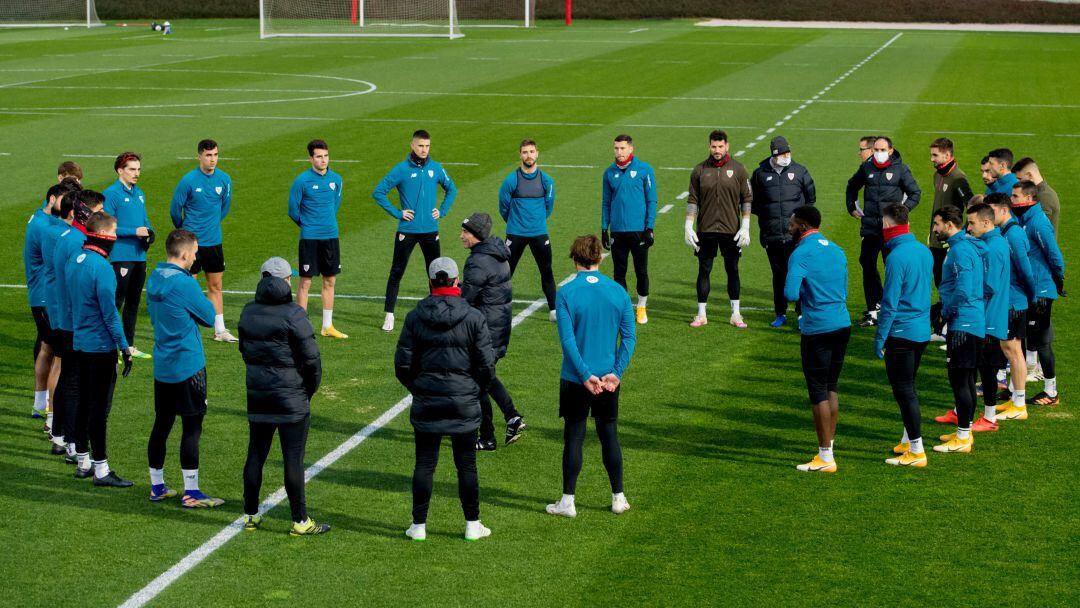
[
  {"x1": 784, "y1": 230, "x2": 850, "y2": 335},
  {"x1": 602, "y1": 157, "x2": 657, "y2": 233},
  {"x1": 874, "y1": 232, "x2": 933, "y2": 354},
  {"x1": 67, "y1": 245, "x2": 129, "y2": 353},
  {"x1": 499, "y1": 168, "x2": 555, "y2": 237},
  {"x1": 750, "y1": 157, "x2": 815, "y2": 246},
  {"x1": 170, "y1": 168, "x2": 232, "y2": 247},
  {"x1": 845, "y1": 150, "x2": 922, "y2": 237},
  {"x1": 939, "y1": 231, "x2": 985, "y2": 338},
  {"x1": 103, "y1": 179, "x2": 153, "y2": 263},
  {"x1": 978, "y1": 227, "x2": 1010, "y2": 340},
  {"x1": 1000, "y1": 218, "x2": 1035, "y2": 311},
  {"x1": 373, "y1": 156, "x2": 457, "y2": 234},
  {"x1": 1015, "y1": 203, "x2": 1065, "y2": 300},
  {"x1": 688, "y1": 156, "x2": 751, "y2": 234},
  {"x1": 147, "y1": 262, "x2": 216, "y2": 383}
]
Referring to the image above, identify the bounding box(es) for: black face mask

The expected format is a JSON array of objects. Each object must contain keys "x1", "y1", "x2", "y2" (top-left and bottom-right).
[
  {"x1": 1011, "y1": 204, "x2": 1031, "y2": 218},
  {"x1": 85, "y1": 233, "x2": 115, "y2": 258}
]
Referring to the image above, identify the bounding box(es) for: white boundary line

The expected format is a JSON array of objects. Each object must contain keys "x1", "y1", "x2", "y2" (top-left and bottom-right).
[
  {"x1": 694, "y1": 18, "x2": 1080, "y2": 35},
  {"x1": 115, "y1": 264, "x2": 592, "y2": 608},
  {"x1": 658, "y1": 204, "x2": 674, "y2": 214},
  {"x1": 733, "y1": 33, "x2": 902, "y2": 157}
]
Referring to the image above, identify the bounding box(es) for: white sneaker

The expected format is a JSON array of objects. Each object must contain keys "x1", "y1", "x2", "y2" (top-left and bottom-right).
[
  {"x1": 545, "y1": 499, "x2": 577, "y2": 518},
  {"x1": 214, "y1": 330, "x2": 238, "y2": 343},
  {"x1": 548, "y1": 309, "x2": 557, "y2": 322},
  {"x1": 464, "y1": 520, "x2": 491, "y2": 541},
  {"x1": 611, "y1": 494, "x2": 631, "y2": 514},
  {"x1": 1027, "y1": 364, "x2": 1043, "y2": 382},
  {"x1": 930, "y1": 333, "x2": 946, "y2": 342},
  {"x1": 405, "y1": 523, "x2": 426, "y2": 541},
  {"x1": 381, "y1": 313, "x2": 395, "y2": 333}
]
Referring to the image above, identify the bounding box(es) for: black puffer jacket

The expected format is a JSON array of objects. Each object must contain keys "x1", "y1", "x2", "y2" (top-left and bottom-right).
[
  {"x1": 750, "y1": 157, "x2": 816, "y2": 246},
  {"x1": 461, "y1": 236, "x2": 513, "y2": 359},
  {"x1": 394, "y1": 292, "x2": 495, "y2": 435},
  {"x1": 238, "y1": 276, "x2": 321, "y2": 424},
  {"x1": 845, "y1": 149, "x2": 922, "y2": 237}
]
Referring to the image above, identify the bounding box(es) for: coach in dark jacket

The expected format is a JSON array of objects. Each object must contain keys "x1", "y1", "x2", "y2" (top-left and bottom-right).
[
  {"x1": 844, "y1": 137, "x2": 921, "y2": 326},
  {"x1": 395, "y1": 257, "x2": 496, "y2": 542},
  {"x1": 237, "y1": 257, "x2": 329, "y2": 536},
  {"x1": 750, "y1": 136, "x2": 816, "y2": 325},
  {"x1": 460, "y1": 212, "x2": 525, "y2": 450}
]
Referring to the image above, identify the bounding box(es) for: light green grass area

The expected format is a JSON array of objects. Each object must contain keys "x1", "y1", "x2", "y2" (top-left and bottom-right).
[{"x1": 0, "y1": 19, "x2": 1076, "y2": 607}]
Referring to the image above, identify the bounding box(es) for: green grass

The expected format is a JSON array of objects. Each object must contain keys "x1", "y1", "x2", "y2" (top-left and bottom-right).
[{"x1": 1, "y1": 19, "x2": 1077, "y2": 607}]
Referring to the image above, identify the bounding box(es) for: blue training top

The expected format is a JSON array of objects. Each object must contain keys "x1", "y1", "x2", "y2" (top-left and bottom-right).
[
  {"x1": 984, "y1": 172, "x2": 1018, "y2": 197},
  {"x1": 1000, "y1": 217, "x2": 1035, "y2": 311},
  {"x1": 51, "y1": 225, "x2": 87, "y2": 332},
  {"x1": 1016, "y1": 203, "x2": 1065, "y2": 301},
  {"x1": 40, "y1": 218, "x2": 72, "y2": 328},
  {"x1": 978, "y1": 227, "x2": 1011, "y2": 341},
  {"x1": 67, "y1": 246, "x2": 129, "y2": 353},
  {"x1": 373, "y1": 156, "x2": 457, "y2": 235},
  {"x1": 875, "y1": 231, "x2": 933, "y2": 355},
  {"x1": 601, "y1": 157, "x2": 657, "y2": 233},
  {"x1": 288, "y1": 168, "x2": 343, "y2": 240},
  {"x1": 170, "y1": 168, "x2": 232, "y2": 247},
  {"x1": 499, "y1": 168, "x2": 555, "y2": 237},
  {"x1": 103, "y1": 179, "x2": 153, "y2": 263},
  {"x1": 147, "y1": 262, "x2": 216, "y2": 383},
  {"x1": 23, "y1": 210, "x2": 54, "y2": 308},
  {"x1": 556, "y1": 270, "x2": 636, "y2": 384},
  {"x1": 940, "y1": 231, "x2": 986, "y2": 338},
  {"x1": 784, "y1": 230, "x2": 851, "y2": 336}
]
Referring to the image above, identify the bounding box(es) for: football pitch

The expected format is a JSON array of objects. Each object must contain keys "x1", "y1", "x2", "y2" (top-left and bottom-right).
[{"x1": 0, "y1": 18, "x2": 1077, "y2": 607}]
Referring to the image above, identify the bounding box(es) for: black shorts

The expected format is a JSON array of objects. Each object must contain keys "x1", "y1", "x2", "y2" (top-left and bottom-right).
[
  {"x1": 32, "y1": 306, "x2": 51, "y2": 345},
  {"x1": 298, "y1": 238, "x2": 340, "y2": 277},
  {"x1": 946, "y1": 330, "x2": 983, "y2": 369},
  {"x1": 981, "y1": 336, "x2": 1007, "y2": 369},
  {"x1": 800, "y1": 327, "x2": 851, "y2": 403},
  {"x1": 696, "y1": 232, "x2": 741, "y2": 260},
  {"x1": 1027, "y1": 298, "x2": 1054, "y2": 348},
  {"x1": 1007, "y1": 308, "x2": 1027, "y2": 341},
  {"x1": 154, "y1": 368, "x2": 208, "y2": 417},
  {"x1": 190, "y1": 244, "x2": 225, "y2": 275},
  {"x1": 559, "y1": 379, "x2": 619, "y2": 422},
  {"x1": 45, "y1": 323, "x2": 67, "y2": 354}
]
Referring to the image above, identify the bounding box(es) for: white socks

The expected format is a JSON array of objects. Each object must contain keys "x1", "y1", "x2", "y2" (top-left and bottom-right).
[
  {"x1": 731, "y1": 300, "x2": 741, "y2": 316},
  {"x1": 910, "y1": 437, "x2": 924, "y2": 454},
  {"x1": 93, "y1": 459, "x2": 110, "y2": 478},
  {"x1": 559, "y1": 494, "x2": 575, "y2": 507},
  {"x1": 382, "y1": 312, "x2": 395, "y2": 331},
  {"x1": 901, "y1": 429, "x2": 909, "y2": 443},
  {"x1": 214, "y1": 314, "x2": 226, "y2": 334},
  {"x1": 77, "y1": 452, "x2": 90, "y2": 469},
  {"x1": 818, "y1": 446, "x2": 834, "y2": 463},
  {"x1": 1013, "y1": 389, "x2": 1026, "y2": 408},
  {"x1": 984, "y1": 405, "x2": 997, "y2": 422},
  {"x1": 322, "y1": 309, "x2": 333, "y2": 330},
  {"x1": 697, "y1": 302, "x2": 707, "y2": 317},
  {"x1": 1045, "y1": 377, "x2": 1057, "y2": 397},
  {"x1": 1026, "y1": 350, "x2": 1038, "y2": 367},
  {"x1": 46, "y1": 412, "x2": 54, "y2": 428},
  {"x1": 33, "y1": 390, "x2": 48, "y2": 411},
  {"x1": 51, "y1": 435, "x2": 64, "y2": 447},
  {"x1": 637, "y1": 295, "x2": 647, "y2": 308},
  {"x1": 182, "y1": 468, "x2": 199, "y2": 491},
  {"x1": 956, "y1": 428, "x2": 971, "y2": 440},
  {"x1": 150, "y1": 467, "x2": 165, "y2": 486}
]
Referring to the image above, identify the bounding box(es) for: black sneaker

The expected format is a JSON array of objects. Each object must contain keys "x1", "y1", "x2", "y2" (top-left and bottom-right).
[
  {"x1": 93, "y1": 472, "x2": 134, "y2": 488},
  {"x1": 64, "y1": 453, "x2": 77, "y2": 465},
  {"x1": 996, "y1": 389, "x2": 1013, "y2": 403},
  {"x1": 856, "y1": 310, "x2": 878, "y2": 327},
  {"x1": 50, "y1": 443, "x2": 65, "y2": 456},
  {"x1": 505, "y1": 416, "x2": 526, "y2": 445},
  {"x1": 73, "y1": 467, "x2": 94, "y2": 479},
  {"x1": 475, "y1": 438, "x2": 497, "y2": 452}
]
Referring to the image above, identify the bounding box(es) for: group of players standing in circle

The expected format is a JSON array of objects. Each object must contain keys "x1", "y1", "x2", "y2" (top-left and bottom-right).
[{"x1": 21, "y1": 127, "x2": 1065, "y2": 539}]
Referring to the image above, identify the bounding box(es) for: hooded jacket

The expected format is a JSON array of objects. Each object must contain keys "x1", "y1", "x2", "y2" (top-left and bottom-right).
[
  {"x1": 939, "y1": 231, "x2": 986, "y2": 338},
  {"x1": 238, "y1": 276, "x2": 322, "y2": 423},
  {"x1": 874, "y1": 232, "x2": 933, "y2": 354},
  {"x1": 750, "y1": 157, "x2": 816, "y2": 246},
  {"x1": 394, "y1": 292, "x2": 495, "y2": 435},
  {"x1": 1015, "y1": 203, "x2": 1065, "y2": 301},
  {"x1": 461, "y1": 236, "x2": 513, "y2": 359},
  {"x1": 146, "y1": 262, "x2": 216, "y2": 383},
  {"x1": 845, "y1": 149, "x2": 922, "y2": 237}
]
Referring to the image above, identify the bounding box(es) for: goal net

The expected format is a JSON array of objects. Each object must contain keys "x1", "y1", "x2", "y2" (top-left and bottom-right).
[
  {"x1": 0, "y1": 0, "x2": 103, "y2": 27},
  {"x1": 260, "y1": 0, "x2": 535, "y2": 39}
]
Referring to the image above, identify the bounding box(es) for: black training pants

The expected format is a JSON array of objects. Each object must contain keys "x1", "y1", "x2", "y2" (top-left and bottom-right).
[
  {"x1": 52, "y1": 333, "x2": 79, "y2": 444},
  {"x1": 74, "y1": 351, "x2": 117, "y2": 461},
  {"x1": 148, "y1": 413, "x2": 204, "y2": 470},
  {"x1": 765, "y1": 241, "x2": 799, "y2": 316},
  {"x1": 113, "y1": 261, "x2": 147, "y2": 347},
  {"x1": 562, "y1": 416, "x2": 623, "y2": 495},
  {"x1": 412, "y1": 430, "x2": 479, "y2": 524},
  {"x1": 385, "y1": 232, "x2": 440, "y2": 313},
  {"x1": 884, "y1": 337, "x2": 927, "y2": 442},
  {"x1": 507, "y1": 234, "x2": 556, "y2": 310},
  {"x1": 243, "y1": 415, "x2": 310, "y2": 523},
  {"x1": 479, "y1": 370, "x2": 520, "y2": 443},
  {"x1": 859, "y1": 234, "x2": 885, "y2": 311},
  {"x1": 610, "y1": 231, "x2": 649, "y2": 297}
]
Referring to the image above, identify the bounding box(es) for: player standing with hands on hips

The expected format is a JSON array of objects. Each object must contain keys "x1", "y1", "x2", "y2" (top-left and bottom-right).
[
  {"x1": 685, "y1": 130, "x2": 753, "y2": 329},
  {"x1": 601, "y1": 134, "x2": 656, "y2": 324},
  {"x1": 374, "y1": 129, "x2": 458, "y2": 333},
  {"x1": 289, "y1": 139, "x2": 347, "y2": 339}
]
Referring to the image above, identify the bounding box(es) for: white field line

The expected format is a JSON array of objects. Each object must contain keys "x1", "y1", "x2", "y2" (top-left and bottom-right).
[
  {"x1": 628, "y1": 28, "x2": 649, "y2": 34},
  {"x1": 694, "y1": 18, "x2": 1080, "y2": 35},
  {"x1": 659, "y1": 204, "x2": 675, "y2": 214},
  {"x1": 676, "y1": 191, "x2": 690, "y2": 200},
  {"x1": 114, "y1": 262, "x2": 593, "y2": 608},
  {"x1": 733, "y1": 32, "x2": 902, "y2": 158},
  {"x1": 0, "y1": 55, "x2": 227, "y2": 90}
]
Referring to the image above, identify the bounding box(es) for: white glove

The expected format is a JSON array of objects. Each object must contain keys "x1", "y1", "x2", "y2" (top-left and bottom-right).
[
  {"x1": 684, "y1": 219, "x2": 699, "y2": 252},
  {"x1": 734, "y1": 217, "x2": 751, "y2": 249}
]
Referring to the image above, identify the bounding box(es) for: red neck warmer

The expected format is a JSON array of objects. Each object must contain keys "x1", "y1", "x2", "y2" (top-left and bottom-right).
[
  {"x1": 432, "y1": 286, "x2": 461, "y2": 297},
  {"x1": 73, "y1": 222, "x2": 89, "y2": 235},
  {"x1": 710, "y1": 154, "x2": 730, "y2": 168},
  {"x1": 798, "y1": 228, "x2": 820, "y2": 242},
  {"x1": 935, "y1": 159, "x2": 956, "y2": 176},
  {"x1": 872, "y1": 156, "x2": 891, "y2": 170},
  {"x1": 883, "y1": 224, "x2": 909, "y2": 241},
  {"x1": 616, "y1": 154, "x2": 634, "y2": 170}
]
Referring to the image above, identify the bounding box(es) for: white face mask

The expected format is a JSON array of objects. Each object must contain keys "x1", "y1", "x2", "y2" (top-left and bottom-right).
[
  {"x1": 873, "y1": 150, "x2": 890, "y2": 164},
  {"x1": 775, "y1": 155, "x2": 791, "y2": 167}
]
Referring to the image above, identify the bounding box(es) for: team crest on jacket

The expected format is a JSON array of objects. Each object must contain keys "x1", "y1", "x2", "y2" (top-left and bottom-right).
[
  {"x1": 726, "y1": 170, "x2": 734, "y2": 178},
  {"x1": 215, "y1": 186, "x2": 223, "y2": 195},
  {"x1": 630, "y1": 170, "x2": 637, "y2": 178},
  {"x1": 766, "y1": 176, "x2": 773, "y2": 181},
  {"x1": 120, "y1": 267, "x2": 129, "y2": 277},
  {"x1": 586, "y1": 275, "x2": 599, "y2": 284},
  {"x1": 885, "y1": 172, "x2": 894, "y2": 181},
  {"x1": 428, "y1": 170, "x2": 434, "y2": 178},
  {"x1": 788, "y1": 173, "x2": 795, "y2": 181},
  {"x1": 868, "y1": 174, "x2": 874, "y2": 179},
  {"x1": 943, "y1": 184, "x2": 949, "y2": 191},
  {"x1": 329, "y1": 183, "x2": 336, "y2": 191},
  {"x1": 303, "y1": 264, "x2": 310, "y2": 271}
]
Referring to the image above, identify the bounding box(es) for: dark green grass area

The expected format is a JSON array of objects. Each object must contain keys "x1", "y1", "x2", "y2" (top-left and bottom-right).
[{"x1": 0, "y1": 19, "x2": 1077, "y2": 607}]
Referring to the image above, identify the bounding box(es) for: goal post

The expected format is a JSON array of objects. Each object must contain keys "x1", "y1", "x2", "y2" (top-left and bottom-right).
[
  {"x1": 0, "y1": 0, "x2": 104, "y2": 27},
  {"x1": 260, "y1": 0, "x2": 535, "y2": 39}
]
